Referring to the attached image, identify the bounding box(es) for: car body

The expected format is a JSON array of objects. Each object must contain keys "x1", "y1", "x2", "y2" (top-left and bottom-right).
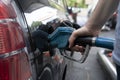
[{"x1": 0, "y1": 0, "x2": 68, "y2": 80}]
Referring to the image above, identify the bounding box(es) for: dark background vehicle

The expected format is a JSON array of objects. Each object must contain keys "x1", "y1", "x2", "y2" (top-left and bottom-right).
[
  {"x1": 87, "y1": 0, "x2": 117, "y2": 30},
  {"x1": 110, "y1": 11, "x2": 118, "y2": 29},
  {"x1": 0, "y1": 0, "x2": 68, "y2": 80}
]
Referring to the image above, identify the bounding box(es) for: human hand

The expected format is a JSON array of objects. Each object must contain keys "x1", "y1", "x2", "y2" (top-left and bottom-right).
[{"x1": 69, "y1": 26, "x2": 98, "y2": 52}]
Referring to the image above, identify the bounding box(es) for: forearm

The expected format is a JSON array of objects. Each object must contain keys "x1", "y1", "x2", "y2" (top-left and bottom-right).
[{"x1": 86, "y1": 0, "x2": 119, "y2": 33}]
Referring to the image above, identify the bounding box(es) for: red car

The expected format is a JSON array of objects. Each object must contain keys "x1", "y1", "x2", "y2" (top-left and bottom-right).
[{"x1": 0, "y1": 0, "x2": 68, "y2": 80}]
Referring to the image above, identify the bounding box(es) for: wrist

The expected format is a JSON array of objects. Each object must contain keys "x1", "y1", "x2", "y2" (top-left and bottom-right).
[
  {"x1": 74, "y1": 26, "x2": 100, "y2": 37},
  {"x1": 87, "y1": 27, "x2": 100, "y2": 36}
]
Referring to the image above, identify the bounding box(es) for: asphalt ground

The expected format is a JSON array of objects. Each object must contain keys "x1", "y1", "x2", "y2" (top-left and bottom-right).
[{"x1": 65, "y1": 29, "x2": 115, "y2": 80}]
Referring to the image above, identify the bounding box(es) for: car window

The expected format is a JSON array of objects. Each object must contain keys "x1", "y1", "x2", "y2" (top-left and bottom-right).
[{"x1": 24, "y1": 6, "x2": 58, "y2": 31}]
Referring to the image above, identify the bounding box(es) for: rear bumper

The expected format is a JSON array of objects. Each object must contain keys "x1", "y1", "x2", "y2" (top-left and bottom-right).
[{"x1": 97, "y1": 50, "x2": 117, "y2": 80}]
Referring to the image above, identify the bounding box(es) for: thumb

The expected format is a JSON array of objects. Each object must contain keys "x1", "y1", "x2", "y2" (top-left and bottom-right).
[{"x1": 69, "y1": 35, "x2": 76, "y2": 48}]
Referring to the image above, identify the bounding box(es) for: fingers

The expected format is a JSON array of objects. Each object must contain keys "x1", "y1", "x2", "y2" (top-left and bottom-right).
[
  {"x1": 69, "y1": 34, "x2": 75, "y2": 48},
  {"x1": 69, "y1": 30, "x2": 78, "y2": 48},
  {"x1": 69, "y1": 30, "x2": 85, "y2": 53},
  {"x1": 71, "y1": 45, "x2": 85, "y2": 52}
]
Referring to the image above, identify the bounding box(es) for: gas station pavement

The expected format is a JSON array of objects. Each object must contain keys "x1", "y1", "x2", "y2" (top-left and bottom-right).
[{"x1": 65, "y1": 30, "x2": 115, "y2": 80}]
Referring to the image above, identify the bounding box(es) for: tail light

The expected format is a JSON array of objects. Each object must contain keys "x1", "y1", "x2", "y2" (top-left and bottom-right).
[
  {"x1": 0, "y1": 0, "x2": 16, "y2": 19},
  {"x1": 0, "y1": 0, "x2": 31, "y2": 80},
  {"x1": 0, "y1": 22, "x2": 25, "y2": 54},
  {"x1": 0, "y1": 51, "x2": 31, "y2": 80}
]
